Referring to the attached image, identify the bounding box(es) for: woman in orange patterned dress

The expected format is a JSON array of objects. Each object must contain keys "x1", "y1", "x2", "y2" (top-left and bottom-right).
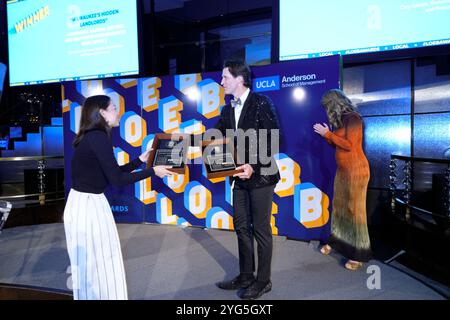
[{"x1": 313, "y1": 89, "x2": 372, "y2": 270}]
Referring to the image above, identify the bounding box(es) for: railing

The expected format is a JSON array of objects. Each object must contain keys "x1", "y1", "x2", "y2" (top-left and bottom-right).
[
  {"x1": 0, "y1": 155, "x2": 65, "y2": 207},
  {"x1": 389, "y1": 154, "x2": 450, "y2": 233}
]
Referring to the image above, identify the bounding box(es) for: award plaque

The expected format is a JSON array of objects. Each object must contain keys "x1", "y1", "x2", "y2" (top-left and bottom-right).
[
  {"x1": 147, "y1": 133, "x2": 189, "y2": 174},
  {"x1": 201, "y1": 138, "x2": 243, "y2": 179}
]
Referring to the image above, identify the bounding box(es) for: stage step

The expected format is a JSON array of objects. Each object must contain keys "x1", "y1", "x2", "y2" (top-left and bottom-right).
[{"x1": 0, "y1": 283, "x2": 72, "y2": 300}]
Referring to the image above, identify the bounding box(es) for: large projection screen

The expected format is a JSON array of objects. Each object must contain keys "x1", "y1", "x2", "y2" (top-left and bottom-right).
[
  {"x1": 279, "y1": 0, "x2": 450, "y2": 61},
  {"x1": 0, "y1": 63, "x2": 6, "y2": 101},
  {"x1": 7, "y1": 0, "x2": 139, "y2": 86}
]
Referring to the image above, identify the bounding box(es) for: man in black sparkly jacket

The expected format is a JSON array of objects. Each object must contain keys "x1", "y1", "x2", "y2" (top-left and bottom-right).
[{"x1": 214, "y1": 60, "x2": 281, "y2": 300}]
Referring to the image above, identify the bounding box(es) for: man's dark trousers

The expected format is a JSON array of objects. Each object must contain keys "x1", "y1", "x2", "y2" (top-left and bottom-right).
[{"x1": 232, "y1": 183, "x2": 276, "y2": 282}]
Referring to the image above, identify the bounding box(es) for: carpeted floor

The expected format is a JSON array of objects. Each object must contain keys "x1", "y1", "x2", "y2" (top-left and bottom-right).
[{"x1": 0, "y1": 223, "x2": 447, "y2": 300}]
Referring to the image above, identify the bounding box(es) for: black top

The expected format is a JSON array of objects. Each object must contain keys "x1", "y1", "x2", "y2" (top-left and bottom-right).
[{"x1": 71, "y1": 129, "x2": 154, "y2": 194}]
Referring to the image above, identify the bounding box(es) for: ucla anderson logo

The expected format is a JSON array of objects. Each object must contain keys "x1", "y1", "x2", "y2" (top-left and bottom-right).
[{"x1": 253, "y1": 76, "x2": 280, "y2": 93}]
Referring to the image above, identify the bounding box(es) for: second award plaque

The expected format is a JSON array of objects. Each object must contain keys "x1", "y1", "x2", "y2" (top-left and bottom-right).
[
  {"x1": 147, "y1": 133, "x2": 189, "y2": 174},
  {"x1": 201, "y1": 138, "x2": 243, "y2": 179}
]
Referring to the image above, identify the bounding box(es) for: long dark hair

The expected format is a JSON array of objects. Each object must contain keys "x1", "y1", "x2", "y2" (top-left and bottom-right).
[
  {"x1": 321, "y1": 89, "x2": 360, "y2": 129},
  {"x1": 73, "y1": 95, "x2": 111, "y2": 147}
]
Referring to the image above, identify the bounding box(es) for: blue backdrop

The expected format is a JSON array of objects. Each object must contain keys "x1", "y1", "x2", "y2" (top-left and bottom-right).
[{"x1": 62, "y1": 55, "x2": 340, "y2": 242}]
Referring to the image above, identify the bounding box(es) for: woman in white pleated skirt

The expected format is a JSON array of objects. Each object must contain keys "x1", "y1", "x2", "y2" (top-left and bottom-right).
[
  {"x1": 64, "y1": 190, "x2": 128, "y2": 299},
  {"x1": 64, "y1": 95, "x2": 172, "y2": 300}
]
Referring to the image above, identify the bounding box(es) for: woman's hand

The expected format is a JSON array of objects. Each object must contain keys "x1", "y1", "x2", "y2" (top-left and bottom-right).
[
  {"x1": 313, "y1": 123, "x2": 330, "y2": 137},
  {"x1": 153, "y1": 165, "x2": 173, "y2": 178},
  {"x1": 139, "y1": 148, "x2": 153, "y2": 163}
]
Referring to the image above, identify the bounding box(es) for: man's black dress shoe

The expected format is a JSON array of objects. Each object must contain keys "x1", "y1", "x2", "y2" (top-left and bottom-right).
[
  {"x1": 216, "y1": 274, "x2": 255, "y2": 290},
  {"x1": 238, "y1": 280, "x2": 272, "y2": 299}
]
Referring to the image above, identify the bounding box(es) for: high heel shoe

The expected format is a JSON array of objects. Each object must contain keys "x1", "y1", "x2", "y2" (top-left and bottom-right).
[
  {"x1": 345, "y1": 260, "x2": 363, "y2": 271},
  {"x1": 320, "y1": 245, "x2": 332, "y2": 255}
]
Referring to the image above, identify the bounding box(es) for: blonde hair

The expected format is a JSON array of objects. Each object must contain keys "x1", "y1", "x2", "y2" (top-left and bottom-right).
[{"x1": 321, "y1": 89, "x2": 360, "y2": 129}]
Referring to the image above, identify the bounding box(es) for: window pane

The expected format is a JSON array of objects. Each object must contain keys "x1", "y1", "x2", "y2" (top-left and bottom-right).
[
  {"x1": 363, "y1": 115, "x2": 411, "y2": 188},
  {"x1": 414, "y1": 59, "x2": 450, "y2": 114},
  {"x1": 344, "y1": 60, "x2": 411, "y2": 116},
  {"x1": 414, "y1": 112, "x2": 450, "y2": 158}
]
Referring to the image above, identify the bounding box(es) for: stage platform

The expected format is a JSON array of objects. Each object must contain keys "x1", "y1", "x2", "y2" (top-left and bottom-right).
[{"x1": 0, "y1": 223, "x2": 447, "y2": 300}]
